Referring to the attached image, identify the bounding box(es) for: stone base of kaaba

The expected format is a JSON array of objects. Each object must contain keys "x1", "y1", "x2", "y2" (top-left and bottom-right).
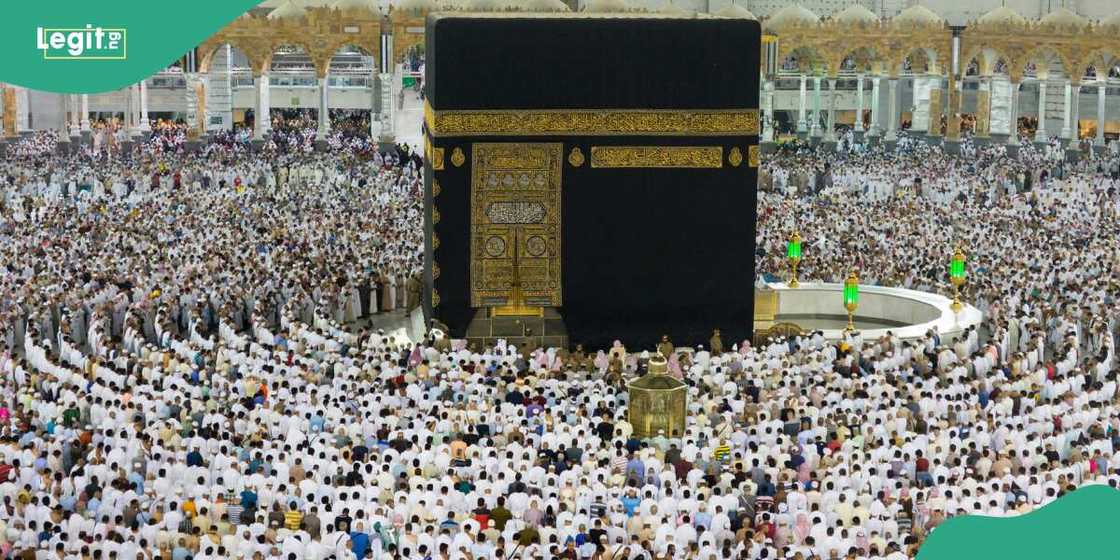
[{"x1": 465, "y1": 307, "x2": 568, "y2": 350}]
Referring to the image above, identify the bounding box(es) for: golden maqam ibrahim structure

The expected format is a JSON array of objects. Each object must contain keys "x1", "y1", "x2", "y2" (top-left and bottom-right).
[
  {"x1": 628, "y1": 354, "x2": 688, "y2": 439},
  {"x1": 5, "y1": 1, "x2": 1120, "y2": 150}
]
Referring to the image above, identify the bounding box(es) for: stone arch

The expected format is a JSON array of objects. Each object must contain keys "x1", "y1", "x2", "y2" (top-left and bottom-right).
[
  {"x1": 309, "y1": 48, "x2": 337, "y2": 79},
  {"x1": 896, "y1": 47, "x2": 937, "y2": 76},
  {"x1": 832, "y1": 46, "x2": 881, "y2": 76},
  {"x1": 963, "y1": 46, "x2": 1013, "y2": 77},
  {"x1": 401, "y1": 42, "x2": 425, "y2": 69},
  {"x1": 1076, "y1": 48, "x2": 1119, "y2": 83},
  {"x1": 199, "y1": 41, "x2": 260, "y2": 76},
  {"x1": 1020, "y1": 45, "x2": 1071, "y2": 80},
  {"x1": 326, "y1": 44, "x2": 378, "y2": 87},
  {"x1": 964, "y1": 55, "x2": 980, "y2": 77},
  {"x1": 203, "y1": 44, "x2": 256, "y2": 81},
  {"x1": 328, "y1": 44, "x2": 375, "y2": 68},
  {"x1": 200, "y1": 43, "x2": 257, "y2": 133},
  {"x1": 263, "y1": 42, "x2": 319, "y2": 77},
  {"x1": 319, "y1": 43, "x2": 379, "y2": 137},
  {"x1": 777, "y1": 45, "x2": 828, "y2": 75},
  {"x1": 392, "y1": 10, "x2": 427, "y2": 65}
]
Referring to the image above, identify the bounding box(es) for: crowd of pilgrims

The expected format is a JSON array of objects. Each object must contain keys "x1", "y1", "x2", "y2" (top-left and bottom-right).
[
  {"x1": 0, "y1": 123, "x2": 1119, "y2": 560},
  {"x1": 86, "y1": 112, "x2": 384, "y2": 158}
]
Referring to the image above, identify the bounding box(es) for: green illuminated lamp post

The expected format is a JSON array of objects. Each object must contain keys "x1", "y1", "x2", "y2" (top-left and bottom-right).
[
  {"x1": 843, "y1": 270, "x2": 859, "y2": 332},
  {"x1": 949, "y1": 246, "x2": 966, "y2": 314},
  {"x1": 787, "y1": 231, "x2": 802, "y2": 288}
]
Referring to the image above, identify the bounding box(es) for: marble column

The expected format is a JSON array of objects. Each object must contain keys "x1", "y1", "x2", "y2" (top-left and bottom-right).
[
  {"x1": 16, "y1": 87, "x2": 30, "y2": 133},
  {"x1": 195, "y1": 75, "x2": 208, "y2": 137},
  {"x1": 254, "y1": 73, "x2": 271, "y2": 139},
  {"x1": 58, "y1": 94, "x2": 71, "y2": 143},
  {"x1": 1008, "y1": 81, "x2": 1020, "y2": 145},
  {"x1": 317, "y1": 76, "x2": 330, "y2": 141},
  {"x1": 125, "y1": 84, "x2": 135, "y2": 135},
  {"x1": 825, "y1": 78, "x2": 837, "y2": 142},
  {"x1": 131, "y1": 83, "x2": 143, "y2": 137},
  {"x1": 928, "y1": 76, "x2": 943, "y2": 137},
  {"x1": 885, "y1": 77, "x2": 899, "y2": 141},
  {"x1": 797, "y1": 74, "x2": 808, "y2": 133},
  {"x1": 80, "y1": 94, "x2": 90, "y2": 132},
  {"x1": 763, "y1": 80, "x2": 775, "y2": 141},
  {"x1": 139, "y1": 80, "x2": 150, "y2": 132},
  {"x1": 69, "y1": 94, "x2": 80, "y2": 137},
  {"x1": 975, "y1": 78, "x2": 990, "y2": 137},
  {"x1": 869, "y1": 76, "x2": 881, "y2": 136},
  {"x1": 946, "y1": 76, "x2": 962, "y2": 141},
  {"x1": 260, "y1": 74, "x2": 270, "y2": 136},
  {"x1": 811, "y1": 76, "x2": 822, "y2": 137},
  {"x1": 1035, "y1": 80, "x2": 1048, "y2": 142},
  {"x1": 1096, "y1": 81, "x2": 1106, "y2": 146},
  {"x1": 184, "y1": 74, "x2": 198, "y2": 136},
  {"x1": 369, "y1": 71, "x2": 379, "y2": 138},
  {"x1": 1069, "y1": 82, "x2": 1080, "y2": 144},
  {"x1": 252, "y1": 74, "x2": 262, "y2": 139},
  {"x1": 855, "y1": 74, "x2": 865, "y2": 133},
  {"x1": 379, "y1": 71, "x2": 394, "y2": 144},
  {"x1": 1060, "y1": 79, "x2": 1072, "y2": 140}
]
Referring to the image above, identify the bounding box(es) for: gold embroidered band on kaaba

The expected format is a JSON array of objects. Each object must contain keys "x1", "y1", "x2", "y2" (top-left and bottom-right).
[
  {"x1": 425, "y1": 102, "x2": 759, "y2": 137},
  {"x1": 590, "y1": 146, "x2": 723, "y2": 169}
]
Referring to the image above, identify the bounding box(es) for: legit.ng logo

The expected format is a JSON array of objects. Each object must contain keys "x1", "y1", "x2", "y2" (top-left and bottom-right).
[{"x1": 36, "y1": 25, "x2": 127, "y2": 60}]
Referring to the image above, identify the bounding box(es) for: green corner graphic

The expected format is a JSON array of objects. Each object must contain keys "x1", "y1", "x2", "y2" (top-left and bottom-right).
[
  {"x1": 5, "y1": 1, "x2": 263, "y2": 93},
  {"x1": 917, "y1": 484, "x2": 1120, "y2": 560}
]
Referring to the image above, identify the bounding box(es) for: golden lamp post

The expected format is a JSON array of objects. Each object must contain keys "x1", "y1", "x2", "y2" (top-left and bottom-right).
[
  {"x1": 843, "y1": 270, "x2": 859, "y2": 332},
  {"x1": 949, "y1": 246, "x2": 966, "y2": 314},
  {"x1": 787, "y1": 231, "x2": 802, "y2": 288}
]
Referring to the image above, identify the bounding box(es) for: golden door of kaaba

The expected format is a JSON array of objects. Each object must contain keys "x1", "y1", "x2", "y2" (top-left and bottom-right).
[{"x1": 470, "y1": 143, "x2": 563, "y2": 308}]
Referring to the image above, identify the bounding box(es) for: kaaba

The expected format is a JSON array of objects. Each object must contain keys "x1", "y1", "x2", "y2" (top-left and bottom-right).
[{"x1": 423, "y1": 14, "x2": 760, "y2": 349}]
